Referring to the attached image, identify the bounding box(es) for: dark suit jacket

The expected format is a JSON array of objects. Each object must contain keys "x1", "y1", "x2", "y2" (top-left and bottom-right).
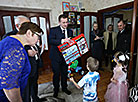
[
  {"x1": 2, "y1": 29, "x2": 18, "y2": 39},
  {"x1": 116, "y1": 28, "x2": 131, "y2": 53},
  {"x1": 49, "y1": 26, "x2": 73, "y2": 62},
  {"x1": 24, "y1": 45, "x2": 41, "y2": 78}
]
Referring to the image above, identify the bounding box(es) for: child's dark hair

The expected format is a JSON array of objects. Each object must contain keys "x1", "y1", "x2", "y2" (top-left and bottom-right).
[
  {"x1": 114, "y1": 51, "x2": 129, "y2": 71},
  {"x1": 87, "y1": 57, "x2": 99, "y2": 71}
]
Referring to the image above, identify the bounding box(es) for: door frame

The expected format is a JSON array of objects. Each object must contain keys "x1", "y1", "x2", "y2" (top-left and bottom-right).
[
  {"x1": 0, "y1": 8, "x2": 51, "y2": 73},
  {"x1": 98, "y1": 1, "x2": 138, "y2": 86},
  {"x1": 80, "y1": 12, "x2": 98, "y2": 70}
]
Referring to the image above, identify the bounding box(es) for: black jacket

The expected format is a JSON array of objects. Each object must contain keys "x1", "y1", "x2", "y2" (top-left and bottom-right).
[
  {"x1": 2, "y1": 29, "x2": 18, "y2": 39},
  {"x1": 49, "y1": 26, "x2": 73, "y2": 62},
  {"x1": 116, "y1": 28, "x2": 131, "y2": 53}
]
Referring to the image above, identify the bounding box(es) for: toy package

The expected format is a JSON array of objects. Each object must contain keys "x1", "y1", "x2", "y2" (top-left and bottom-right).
[
  {"x1": 58, "y1": 34, "x2": 89, "y2": 64},
  {"x1": 58, "y1": 34, "x2": 88, "y2": 77},
  {"x1": 68, "y1": 60, "x2": 84, "y2": 77}
]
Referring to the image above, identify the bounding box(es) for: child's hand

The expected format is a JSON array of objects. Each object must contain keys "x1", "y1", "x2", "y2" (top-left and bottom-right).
[
  {"x1": 69, "y1": 77, "x2": 74, "y2": 82},
  {"x1": 111, "y1": 78, "x2": 118, "y2": 84}
]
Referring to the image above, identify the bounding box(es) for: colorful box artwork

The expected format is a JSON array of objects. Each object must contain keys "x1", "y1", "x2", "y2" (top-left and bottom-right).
[
  {"x1": 58, "y1": 34, "x2": 89, "y2": 64},
  {"x1": 70, "y1": 5, "x2": 78, "y2": 11},
  {"x1": 62, "y1": 2, "x2": 70, "y2": 11}
]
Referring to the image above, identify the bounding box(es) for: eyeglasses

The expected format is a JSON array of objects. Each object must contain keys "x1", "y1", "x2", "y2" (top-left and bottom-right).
[{"x1": 32, "y1": 31, "x2": 41, "y2": 39}]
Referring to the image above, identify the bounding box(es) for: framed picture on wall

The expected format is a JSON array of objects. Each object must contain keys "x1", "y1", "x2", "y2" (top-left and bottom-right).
[
  {"x1": 62, "y1": 2, "x2": 70, "y2": 11},
  {"x1": 70, "y1": 5, "x2": 78, "y2": 11}
]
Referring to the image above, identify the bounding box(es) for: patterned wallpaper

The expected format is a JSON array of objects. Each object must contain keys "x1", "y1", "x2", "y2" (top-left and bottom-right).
[{"x1": 0, "y1": 0, "x2": 133, "y2": 26}]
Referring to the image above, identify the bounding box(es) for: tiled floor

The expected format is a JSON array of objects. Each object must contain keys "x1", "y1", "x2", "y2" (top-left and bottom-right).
[{"x1": 38, "y1": 64, "x2": 112, "y2": 102}]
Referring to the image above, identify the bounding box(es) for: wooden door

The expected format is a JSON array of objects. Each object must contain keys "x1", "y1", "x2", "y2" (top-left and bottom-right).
[
  {"x1": 80, "y1": 12, "x2": 98, "y2": 69},
  {"x1": 0, "y1": 10, "x2": 51, "y2": 73},
  {"x1": 103, "y1": 14, "x2": 123, "y2": 33}
]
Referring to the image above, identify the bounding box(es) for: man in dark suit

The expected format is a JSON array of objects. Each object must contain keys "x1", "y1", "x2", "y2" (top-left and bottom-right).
[
  {"x1": 116, "y1": 19, "x2": 131, "y2": 53},
  {"x1": 24, "y1": 44, "x2": 42, "y2": 102},
  {"x1": 49, "y1": 14, "x2": 73, "y2": 97}
]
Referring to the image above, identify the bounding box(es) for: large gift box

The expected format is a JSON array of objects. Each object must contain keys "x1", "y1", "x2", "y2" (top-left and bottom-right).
[{"x1": 58, "y1": 34, "x2": 89, "y2": 64}]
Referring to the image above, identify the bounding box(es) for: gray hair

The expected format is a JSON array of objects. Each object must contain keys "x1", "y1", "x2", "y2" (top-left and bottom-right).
[
  {"x1": 14, "y1": 15, "x2": 29, "y2": 25},
  {"x1": 14, "y1": 15, "x2": 29, "y2": 30}
]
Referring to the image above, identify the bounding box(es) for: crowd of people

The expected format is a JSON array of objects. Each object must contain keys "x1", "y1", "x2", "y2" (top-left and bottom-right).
[{"x1": 0, "y1": 13, "x2": 131, "y2": 102}]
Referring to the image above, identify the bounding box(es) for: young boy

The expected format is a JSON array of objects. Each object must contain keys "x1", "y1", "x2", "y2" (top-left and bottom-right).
[{"x1": 70, "y1": 57, "x2": 100, "y2": 102}]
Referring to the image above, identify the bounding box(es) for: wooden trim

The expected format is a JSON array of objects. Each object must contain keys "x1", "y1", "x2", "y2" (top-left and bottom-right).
[
  {"x1": 0, "y1": 10, "x2": 50, "y2": 36},
  {"x1": 98, "y1": 2, "x2": 133, "y2": 13},
  {"x1": 11, "y1": 16, "x2": 15, "y2": 30},
  {"x1": 0, "y1": 6, "x2": 51, "y2": 12},
  {"x1": 89, "y1": 16, "x2": 92, "y2": 49},
  {"x1": 98, "y1": 1, "x2": 133, "y2": 29},
  {"x1": 80, "y1": 12, "x2": 97, "y2": 33},
  {"x1": 128, "y1": 0, "x2": 138, "y2": 86},
  {"x1": 0, "y1": 9, "x2": 51, "y2": 73},
  {"x1": 79, "y1": 12, "x2": 98, "y2": 70},
  {"x1": 0, "y1": 16, "x2": 4, "y2": 37}
]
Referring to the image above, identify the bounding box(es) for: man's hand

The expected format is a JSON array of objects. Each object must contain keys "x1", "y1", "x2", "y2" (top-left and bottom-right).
[
  {"x1": 28, "y1": 50, "x2": 38, "y2": 57},
  {"x1": 63, "y1": 38, "x2": 72, "y2": 43}
]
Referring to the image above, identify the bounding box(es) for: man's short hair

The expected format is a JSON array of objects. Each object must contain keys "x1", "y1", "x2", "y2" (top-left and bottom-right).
[
  {"x1": 17, "y1": 22, "x2": 43, "y2": 35},
  {"x1": 118, "y1": 19, "x2": 126, "y2": 25},
  {"x1": 58, "y1": 14, "x2": 68, "y2": 22},
  {"x1": 87, "y1": 57, "x2": 99, "y2": 71},
  {"x1": 93, "y1": 21, "x2": 98, "y2": 26}
]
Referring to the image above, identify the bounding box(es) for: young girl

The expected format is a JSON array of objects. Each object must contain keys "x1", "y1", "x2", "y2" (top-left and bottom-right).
[{"x1": 104, "y1": 51, "x2": 129, "y2": 102}]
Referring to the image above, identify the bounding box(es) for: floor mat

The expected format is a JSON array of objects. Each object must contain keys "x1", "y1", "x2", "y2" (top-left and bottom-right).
[{"x1": 38, "y1": 81, "x2": 83, "y2": 102}]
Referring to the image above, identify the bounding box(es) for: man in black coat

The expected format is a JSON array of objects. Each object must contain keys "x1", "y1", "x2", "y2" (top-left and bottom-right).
[
  {"x1": 49, "y1": 14, "x2": 73, "y2": 97},
  {"x1": 116, "y1": 20, "x2": 131, "y2": 53},
  {"x1": 24, "y1": 44, "x2": 42, "y2": 102}
]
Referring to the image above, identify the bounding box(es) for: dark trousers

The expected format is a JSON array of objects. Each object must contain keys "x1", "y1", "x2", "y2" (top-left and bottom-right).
[
  {"x1": 104, "y1": 50, "x2": 114, "y2": 70},
  {"x1": 22, "y1": 67, "x2": 40, "y2": 102},
  {"x1": 30, "y1": 70, "x2": 39, "y2": 102},
  {"x1": 51, "y1": 60, "x2": 68, "y2": 93},
  {"x1": 22, "y1": 79, "x2": 30, "y2": 102}
]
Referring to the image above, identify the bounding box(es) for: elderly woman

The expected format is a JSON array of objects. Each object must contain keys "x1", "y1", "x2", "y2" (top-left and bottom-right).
[
  {"x1": 91, "y1": 21, "x2": 104, "y2": 68},
  {"x1": 0, "y1": 22, "x2": 43, "y2": 102}
]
